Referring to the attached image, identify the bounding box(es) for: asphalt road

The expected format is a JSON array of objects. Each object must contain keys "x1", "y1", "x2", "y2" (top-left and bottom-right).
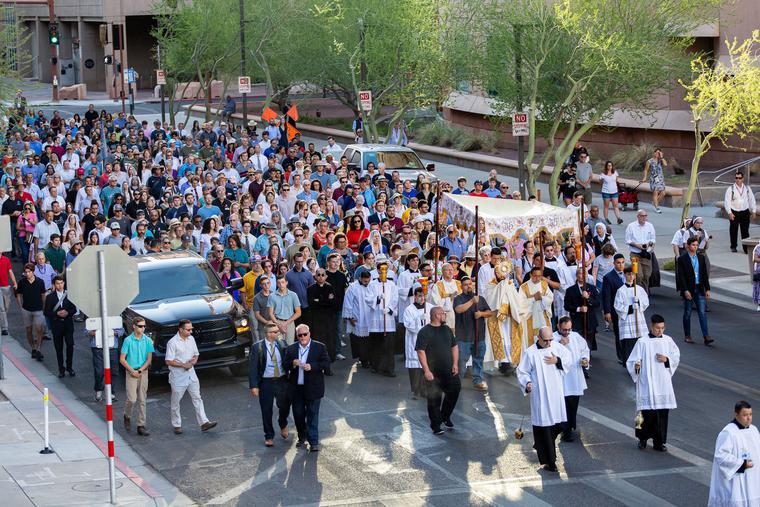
[
  {"x1": 5, "y1": 274, "x2": 759, "y2": 506},
  {"x1": 7, "y1": 108, "x2": 759, "y2": 505}
]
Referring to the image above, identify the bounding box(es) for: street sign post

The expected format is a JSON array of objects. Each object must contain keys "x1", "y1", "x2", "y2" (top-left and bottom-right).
[
  {"x1": 512, "y1": 112, "x2": 529, "y2": 137},
  {"x1": 66, "y1": 245, "x2": 139, "y2": 505},
  {"x1": 359, "y1": 90, "x2": 372, "y2": 113},
  {"x1": 238, "y1": 76, "x2": 251, "y2": 94}
]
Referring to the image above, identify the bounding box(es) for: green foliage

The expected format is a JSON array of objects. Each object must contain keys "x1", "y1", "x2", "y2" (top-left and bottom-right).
[
  {"x1": 469, "y1": 0, "x2": 724, "y2": 201},
  {"x1": 416, "y1": 120, "x2": 457, "y2": 147},
  {"x1": 0, "y1": 12, "x2": 31, "y2": 119},
  {"x1": 454, "y1": 131, "x2": 483, "y2": 152},
  {"x1": 680, "y1": 30, "x2": 760, "y2": 220}
]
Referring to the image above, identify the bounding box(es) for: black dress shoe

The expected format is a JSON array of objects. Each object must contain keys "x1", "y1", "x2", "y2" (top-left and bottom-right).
[
  {"x1": 296, "y1": 439, "x2": 306, "y2": 448},
  {"x1": 637, "y1": 440, "x2": 647, "y2": 450},
  {"x1": 36, "y1": 351, "x2": 44, "y2": 361},
  {"x1": 583, "y1": 369, "x2": 591, "y2": 379},
  {"x1": 309, "y1": 444, "x2": 320, "y2": 452},
  {"x1": 543, "y1": 463, "x2": 559, "y2": 472},
  {"x1": 137, "y1": 426, "x2": 150, "y2": 436},
  {"x1": 324, "y1": 370, "x2": 334, "y2": 376},
  {"x1": 653, "y1": 444, "x2": 667, "y2": 452},
  {"x1": 432, "y1": 428, "x2": 445, "y2": 435},
  {"x1": 67, "y1": 369, "x2": 76, "y2": 377},
  {"x1": 58, "y1": 371, "x2": 65, "y2": 378},
  {"x1": 1, "y1": 330, "x2": 8, "y2": 335},
  {"x1": 561, "y1": 432, "x2": 576, "y2": 442},
  {"x1": 443, "y1": 419, "x2": 454, "y2": 429}
]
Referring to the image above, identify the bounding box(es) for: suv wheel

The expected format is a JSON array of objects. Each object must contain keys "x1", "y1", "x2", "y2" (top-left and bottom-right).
[{"x1": 229, "y1": 361, "x2": 250, "y2": 377}]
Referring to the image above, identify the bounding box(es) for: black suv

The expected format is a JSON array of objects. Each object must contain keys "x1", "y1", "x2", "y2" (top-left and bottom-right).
[{"x1": 122, "y1": 251, "x2": 251, "y2": 376}]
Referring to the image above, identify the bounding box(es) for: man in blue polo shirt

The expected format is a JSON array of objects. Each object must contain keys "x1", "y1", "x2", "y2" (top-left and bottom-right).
[
  {"x1": 269, "y1": 276, "x2": 302, "y2": 344},
  {"x1": 120, "y1": 318, "x2": 154, "y2": 436}
]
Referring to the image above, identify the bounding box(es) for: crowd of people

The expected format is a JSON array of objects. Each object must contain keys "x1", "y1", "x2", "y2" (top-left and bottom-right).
[{"x1": 1, "y1": 98, "x2": 758, "y2": 504}]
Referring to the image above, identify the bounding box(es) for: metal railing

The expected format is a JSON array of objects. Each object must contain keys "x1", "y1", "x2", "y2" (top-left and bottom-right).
[{"x1": 695, "y1": 155, "x2": 760, "y2": 207}]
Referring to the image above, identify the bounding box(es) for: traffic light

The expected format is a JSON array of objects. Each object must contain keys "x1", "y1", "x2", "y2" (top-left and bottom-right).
[{"x1": 48, "y1": 22, "x2": 60, "y2": 45}]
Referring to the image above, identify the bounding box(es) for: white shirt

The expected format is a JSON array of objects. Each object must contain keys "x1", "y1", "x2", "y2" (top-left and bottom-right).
[
  {"x1": 165, "y1": 333, "x2": 200, "y2": 387},
  {"x1": 723, "y1": 183, "x2": 757, "y2": 214},
  {"x1": 708, "y1": 422, "x2": 760, "y2": 507},
  {"x1": 33, "y1": 220, "x2": 61, "y2": 247},
  {"x1": 263, "y1": 340, "x2": 283, "y2": 378},
  {"x1": 297, "y1": 341, "x2": 311, "y2": 385},
  {"x1": 625, "y1": 221, "x2": 656, "y2": 254}
]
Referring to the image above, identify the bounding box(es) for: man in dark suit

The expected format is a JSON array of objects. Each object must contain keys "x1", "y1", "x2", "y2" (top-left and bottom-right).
[
  {"x1": 564, "y1": 268, "x2": 600, "y2": 354},
  {"x1": 367, "y1": 201, "x2": 388, "y2": 226},
  {"x1": 249, "y1": 323, "x2": 291, "y2": 447},
  {"x1": 43, "y1": 275, "x2": 77, "y2": 378},
  {"x1": 676, "y1": 236, "x2": 712, "y2": 346},
  {"x1": 601, "y1": 254, "x2": 626, "y2": 364},
  {"x1": 284, "y1": 324, "x2": 331, "y2": 452}
]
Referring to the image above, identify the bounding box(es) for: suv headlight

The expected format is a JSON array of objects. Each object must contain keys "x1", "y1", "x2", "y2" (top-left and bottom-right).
[{"x1": 235, "y1": 317, "x2": 250, "y2": 334}]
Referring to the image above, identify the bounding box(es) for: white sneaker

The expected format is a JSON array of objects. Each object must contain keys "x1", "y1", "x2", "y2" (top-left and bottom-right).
[
  {"x1": 756, "y1": 305, "x2": 760, "y2": 312},
  {"x1": 94, "y1": 391, "x2": 103, "y2": 402},
  {"x1": 340, "y1": 341, "x2": 346, "y2": 347},
  {"x1": 111, "y1": 394, "x2": 117, "y2": 402},
  {"x1": 655, "y1": 207, "x2": 662, "y2": 213},
  {"x1": 336, "y1": 353, "x2": 346, "y2": 360}
]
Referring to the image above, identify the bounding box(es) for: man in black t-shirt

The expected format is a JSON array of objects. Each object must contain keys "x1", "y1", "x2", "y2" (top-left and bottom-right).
[
  {"x1": 16, "y1": 263, "x2": 47, "y2": 360},
  {"x1": 454, "y1": 277, "x2": 494, "y2": 392},
  {"x1": 415, "y1": 306, "x2": 461, "y2": 435}
]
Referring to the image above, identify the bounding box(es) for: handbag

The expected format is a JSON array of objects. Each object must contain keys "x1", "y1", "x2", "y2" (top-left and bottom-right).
[{"x1": 753, "y1": 272, "x2": 760, "y2": 282}]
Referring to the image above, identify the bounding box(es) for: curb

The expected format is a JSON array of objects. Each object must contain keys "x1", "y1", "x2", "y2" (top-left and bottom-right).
[
  {"x1": 658, "y1": 270, "x2": 755, "y2": 311},
  {"x1": 1, "y1": 345, "x2": 166, "y2": 504}
]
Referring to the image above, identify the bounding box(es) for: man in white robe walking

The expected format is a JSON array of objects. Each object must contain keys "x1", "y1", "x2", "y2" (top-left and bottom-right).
[
  {"x1": 343, "y1": 272, "x2": 372, "y2": 368},
  {"x1": 615, "y1": 265, "x2": 649, "y2": 362},
  {"x1": 517, "y1": 326, "x2": 572, "y2": 472},
  {"x1": 403, "y1": 287, "x2": 433, "y2": 399},
  {"x1": 555, "y1": 316, "x2": 589, "y2": 443},
  {"x1": 626, "y1": 314, "x2": 679, "y2": 452},
  {"x1": 709, "y1": 400, "x2": 760, "y2": 507}
]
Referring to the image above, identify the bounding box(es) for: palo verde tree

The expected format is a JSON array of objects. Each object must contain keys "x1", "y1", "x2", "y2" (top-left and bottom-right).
[
  {"x1": 152, "y1": 0, "x2": 239, "y2": 123},
  {"x1": 476, "y1": 0, "x2": 723, "y2": 202},
  {"x1": 680, "y1": 30, "x2": 760, "y2": 221}
]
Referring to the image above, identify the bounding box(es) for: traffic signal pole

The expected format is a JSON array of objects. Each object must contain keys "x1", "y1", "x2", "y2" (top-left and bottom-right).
[{"x1": 47, "y1": 0, "x2": 59, "y2": 101}]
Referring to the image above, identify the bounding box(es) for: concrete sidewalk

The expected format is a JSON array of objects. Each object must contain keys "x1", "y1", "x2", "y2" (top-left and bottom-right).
[{"x1": 0, "y1": 338, "x2": 194, "y2": 506}]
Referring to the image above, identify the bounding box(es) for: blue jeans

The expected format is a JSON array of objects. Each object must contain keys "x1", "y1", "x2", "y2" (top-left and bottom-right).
[
  {"x1": 291, "y1": 387, "x2": 321, "y2": 445},
  {"x1": 682, "y1": 288, "x2": 709, "y2": 338},
  {"x1": 458, "y1": 339, "x2": 485, "y2": 385},
  {"x1": 91, "y1": 347, "x2": 119, "y2": 393}
]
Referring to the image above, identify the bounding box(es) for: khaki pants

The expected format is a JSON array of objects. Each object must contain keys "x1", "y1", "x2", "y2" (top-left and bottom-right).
[
  {"x1": 170, "y1": 380, "x2": 209, "y2": 428},
  {"x1": 276, "y1": 319, "x2": 296, "y2": 345},
  {"x1": 631, "y1": 254, "x2": 652, "y2": 294},
  {"x1": 125, "y1": 369, "x2": 149, "y2": 427}
]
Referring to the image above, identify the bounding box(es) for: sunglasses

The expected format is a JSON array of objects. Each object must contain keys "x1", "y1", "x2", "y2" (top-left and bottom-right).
[
  {"x1": 297, "y1": 332, "x2": 309, "y2": 337},
  {"x1": 134, "y1": 324, "x2": 146, "y2": 328}
]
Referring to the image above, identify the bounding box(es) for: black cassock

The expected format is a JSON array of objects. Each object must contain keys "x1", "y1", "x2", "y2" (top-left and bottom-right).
[
  {"x1": 564, "y1": 283, "x2": 600, "y2": 351},
  {"x1": 307, "y1": 282, "x2": 338, "y2": 360}
]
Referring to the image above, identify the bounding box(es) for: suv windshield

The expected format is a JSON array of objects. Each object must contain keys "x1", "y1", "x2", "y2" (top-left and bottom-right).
[
  {"x1": 375, "y1": 151, "x2": 424, "y2": 170},
  {"x1": 132, "y1": 263, "x2": 225, "y2": 304}
]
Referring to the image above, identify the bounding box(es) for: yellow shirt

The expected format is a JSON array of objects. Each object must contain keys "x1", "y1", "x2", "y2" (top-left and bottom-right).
[{"x1": 241, "y1": 271, "x2": 258, "y2": 308}]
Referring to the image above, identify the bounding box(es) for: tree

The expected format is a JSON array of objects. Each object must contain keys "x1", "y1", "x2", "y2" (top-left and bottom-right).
[
  {"x1": 310, "y1": 0, "x2": 462, "y2": 142},
  {"x1": 680, "y1": 30, "x2": 760, "y2": 221},
  {"x1": 152, "y1": 0, "x2": 239, "y2": 123},
  {"x1": 476, "y1": 0, "x2": 723, "y2": 202},
  {"x1": 0, "y1": 12, "x2": 31, "y2": 124}
]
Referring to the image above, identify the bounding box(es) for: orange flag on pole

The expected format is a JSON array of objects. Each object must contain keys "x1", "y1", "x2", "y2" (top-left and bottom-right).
[
  {"x1": 287, "y1": 126, "x2": 301, "y2": 142},
  {"x1": 261, "y1": 107, "x2": 278, "y2": 122},
  {"x1": 286, "y1": 103, "x2": 299, "y2": 122}
]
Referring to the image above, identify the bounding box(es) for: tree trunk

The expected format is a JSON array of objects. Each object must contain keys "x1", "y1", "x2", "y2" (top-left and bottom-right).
[
  {"x1": 682, "y1": 123, "x2": 707, "y2": 222},
  {"x1": 204, "y1": 70, "x2": 213, "y2": 122}
]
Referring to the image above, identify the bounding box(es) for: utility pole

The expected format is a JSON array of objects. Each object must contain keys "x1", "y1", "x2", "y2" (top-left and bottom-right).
[
  {"x1": 158, "y1": 44, "x2": 165, "y2": 124},
  {"x1": 47, "y1": 0, "x2": 59, "y2": 101},
  {"x1": 239, "y1": 0, "x2": 248, "y2": 125},
  {"x1": 118, "y1": 23, "x2": 125, "y2": 115},
  {"x1": 515, "y1": 24, "x2": 526, "y2": 199}
]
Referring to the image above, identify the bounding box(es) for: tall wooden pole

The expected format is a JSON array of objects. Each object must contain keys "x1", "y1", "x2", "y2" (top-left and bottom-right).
[{"x1": 474, "y1": 205, "x2": 480, "y2": 356}]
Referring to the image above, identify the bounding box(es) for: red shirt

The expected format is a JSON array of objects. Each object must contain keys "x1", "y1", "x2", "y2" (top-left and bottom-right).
[
  {"x1": 469, "y1": 191, "x2": 488, "y2": 198},
  {"x1": 0, "y1": 255, "x2": 12, "y2": 287}
]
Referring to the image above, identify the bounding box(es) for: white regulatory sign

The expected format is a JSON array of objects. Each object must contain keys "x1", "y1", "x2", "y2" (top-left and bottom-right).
[
  {"x1": 359, "y1": 90, "x2": 372, "y2": 112},
  {"x1": 512, "y1": 112, "x2": 529, "y2": 137}
]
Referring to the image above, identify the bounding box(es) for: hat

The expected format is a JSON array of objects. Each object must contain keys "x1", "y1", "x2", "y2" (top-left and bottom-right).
[
  {"x1": 181, "y1": 234, "x2": 192, "y2": 242},
  {"x1": 344, "y1": 209, "x2": 356, "y2": 218},
  {"x1": 169, "y1": 218, "x2": 181, "y2": 227},
  {"x1": 423, "y1": 245, "x2": 449, "y2": 260},
  {"x1": 262, "y1": 222, "x2": 276, "y2": 229},
  {"x1": 248, "y1": 120, "x2": 257, "y2": 127},
  {"x1": 76, "y1": 168, "x2": 85, "y2": 175},
  {"x1": 474, "y1": 180, "x2": 483, "y2": 186},
  {"x1": 250, "y1": 211, "x2": 261, "y2": 221},
  {"x1": 288, "y1": 216, "x2": 301, "y2": 225},
  {"x1": 447, "y1": 255, "x2": 461, "y2": 265},
  {"x1": 391, "y1": 192, "x2": 403, "y2": 201},
  {"x1": 464, "y1": 245, "x2": 476, "y2": 259},
  {"x1": 251, "y1": 254, "x2": 262, "y2": 262},
  {"x1": 376, "y1": 175, "x2": 387, "y2": 182},
  {"x1": 136, "y1": 209, "x2": 146, "y2": 216},
  {"x1": 375, "y1": 254, "x2": 390, "y2": 265},
  {"x1": 457, "y1": 176, "x2": 466, "y2": 182},
  {"x1": 109, "y1": 222, "x2": 121, "y2": 230},
  {"x1": 113, "y1": 204, "x2": 123, "y2": 211}
]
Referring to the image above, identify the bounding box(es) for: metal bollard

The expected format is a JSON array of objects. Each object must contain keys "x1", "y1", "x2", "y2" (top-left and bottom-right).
[{"x1": 39, "y1": 388, "x2": 54, "y2": 454}]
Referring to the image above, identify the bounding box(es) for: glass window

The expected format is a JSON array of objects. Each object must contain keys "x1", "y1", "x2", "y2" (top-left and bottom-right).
[{"x1": 132, "y1": 263, "x2": 225, "y2": 304}]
